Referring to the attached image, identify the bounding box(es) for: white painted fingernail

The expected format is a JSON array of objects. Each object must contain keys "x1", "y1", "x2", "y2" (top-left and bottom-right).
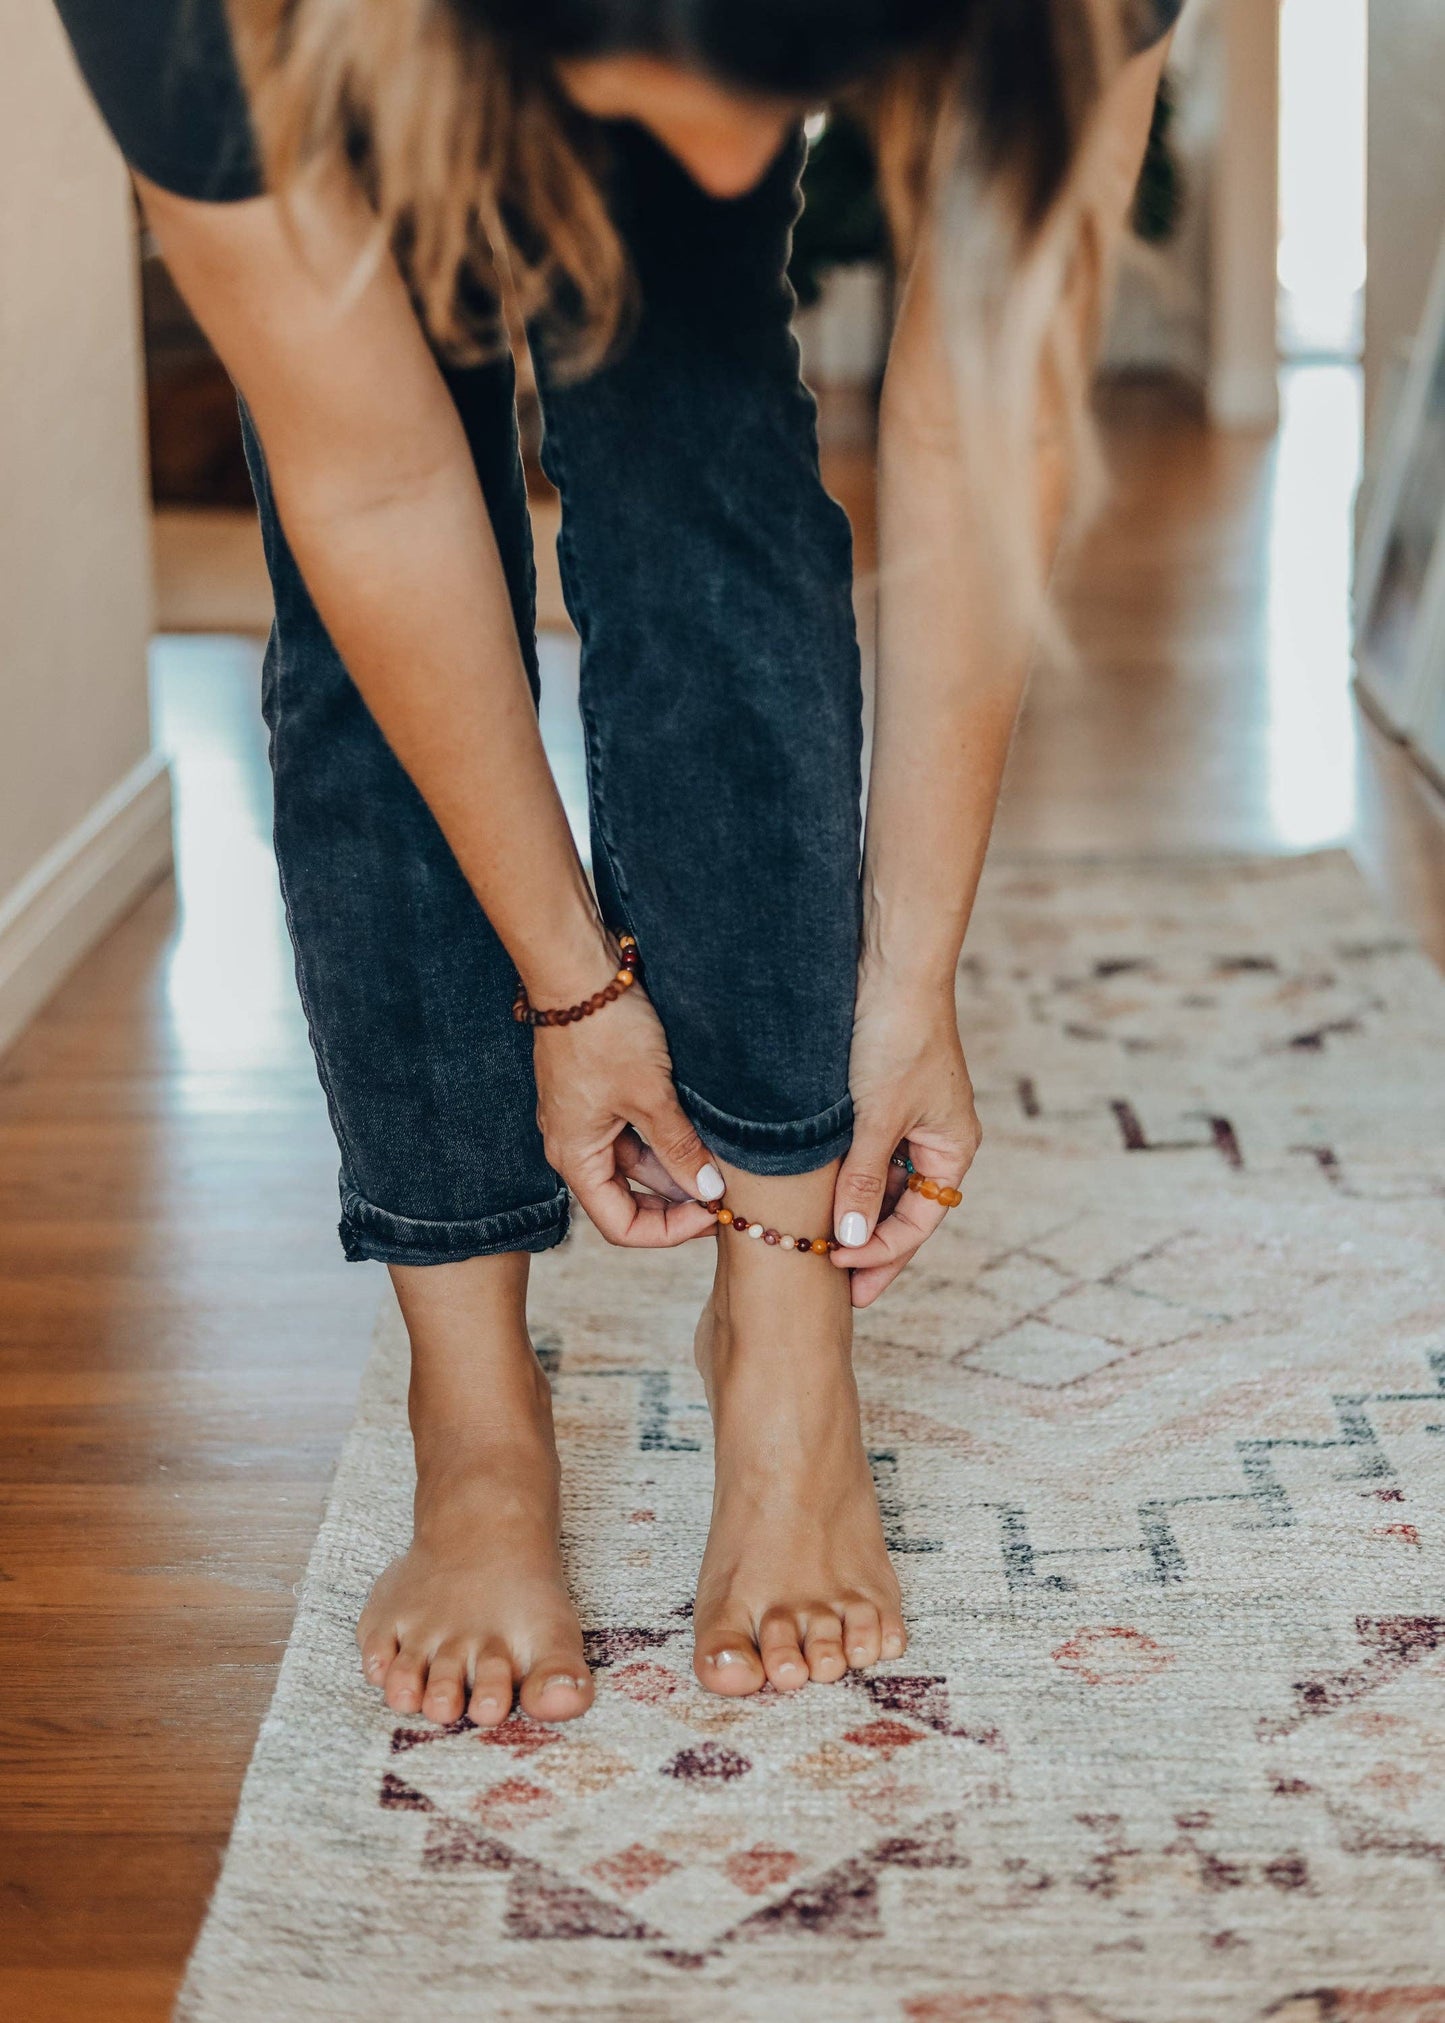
[
  {"x1": 696, "y1": 1162, "x2": 725, "y2": 1200},
  {"x1": 838, "y1": 1211, "x2": 869, "y2": 1248}
]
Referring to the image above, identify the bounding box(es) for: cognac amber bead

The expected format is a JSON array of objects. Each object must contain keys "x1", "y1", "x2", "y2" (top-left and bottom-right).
[{"x1": 920, "y1": 1177, "x2": 941, "y2": 1200}]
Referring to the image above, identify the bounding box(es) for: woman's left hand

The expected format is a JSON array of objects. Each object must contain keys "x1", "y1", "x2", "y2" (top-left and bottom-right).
[{"x1": 830, "y1": 971, "x2": 982, "y2": 1308}]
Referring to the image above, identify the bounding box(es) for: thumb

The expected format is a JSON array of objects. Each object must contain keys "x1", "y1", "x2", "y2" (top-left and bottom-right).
[
  {"x1": 833, "y1": 1124, "x2": 898, "y2": 1252},
  {"x1": 638, "y1": 1098, "x2": 724, "y2": 1206}
]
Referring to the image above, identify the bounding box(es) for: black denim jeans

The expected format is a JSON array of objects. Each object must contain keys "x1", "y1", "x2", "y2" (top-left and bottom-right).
[{"x1": 242, "y1": 128, "x2": 864, "y2": 1267}]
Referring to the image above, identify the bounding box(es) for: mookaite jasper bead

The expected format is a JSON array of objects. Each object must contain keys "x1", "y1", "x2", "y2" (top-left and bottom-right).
[
  {"x1": 810, "y1": 1238, "x2": 829, "y2": 1254},
  {"x1": 717, "y1": 1208, "x2": 734, "y2": 1225},
  {"x1": 763, "y1": 1229, "x2": 779, "y2": 1244}
]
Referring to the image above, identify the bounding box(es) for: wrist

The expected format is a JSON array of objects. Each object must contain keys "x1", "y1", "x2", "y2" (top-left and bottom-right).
[
  {"x1": 858, "y1": 889, "x2": 967, "y2": 1004},
  {"x1": 857, "y1": 934, "x2": 960, "y2": 1007},
  {"x1": 514, "y1": 916, "x2": 621, "y2": 1009}
]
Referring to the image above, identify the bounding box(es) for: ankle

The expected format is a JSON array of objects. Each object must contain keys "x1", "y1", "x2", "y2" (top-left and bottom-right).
[
  {"x1": 410, "y1": 1341, "x2": 554, "y2": 1448},
  {"x1": 710, "y1": 1238, "x2": 853, "y2": 1346}
]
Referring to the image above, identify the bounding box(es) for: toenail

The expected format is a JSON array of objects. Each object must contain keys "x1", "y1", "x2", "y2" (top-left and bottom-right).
[
  {"x1": 710, "y1": 1649, "x2": 747, "y2": 1668},
  {"x1": 541, "y1": 1674, "x2": 583, "y2": 1694}
]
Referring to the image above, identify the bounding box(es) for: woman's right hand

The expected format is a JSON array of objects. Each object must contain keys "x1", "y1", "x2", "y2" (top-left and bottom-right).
[{"x1": 531, "y1": 977, "x2": 724, "y2": 1247}]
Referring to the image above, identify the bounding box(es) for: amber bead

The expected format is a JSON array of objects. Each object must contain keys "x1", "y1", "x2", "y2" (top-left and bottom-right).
[
  {"x1": 717, "y1": 1208, "x2": 734, "y2": 1225},
  {"x1": 920, "y1": 1177, "x2": 941, "y2": 1200},
  {"x1": 810, "y1": 1237, "x2": 829, "y2": 1254}
]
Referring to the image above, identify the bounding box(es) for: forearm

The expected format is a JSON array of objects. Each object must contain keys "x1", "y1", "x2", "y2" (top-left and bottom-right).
[
  {"x1": 863, "y1": 37, "x2": 1168, "y2": 993},
  {"x1": 863, "y1": 263, "x2": 1048, "y2": 994},
  {"x1": 138, "y1": 172, "x2": 609, "y2": 1003},
  {"x1": 271, "y1": 455, "x2": 607, "y2": 1000}
]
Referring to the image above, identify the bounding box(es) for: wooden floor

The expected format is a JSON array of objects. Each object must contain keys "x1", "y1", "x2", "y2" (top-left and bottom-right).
[{"x1": 3, "y1": 367, "x2": 1443, "y2": 2020}]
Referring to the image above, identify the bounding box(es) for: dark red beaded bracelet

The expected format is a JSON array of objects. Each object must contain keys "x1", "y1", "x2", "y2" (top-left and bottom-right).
[{"x1": 513, "y1": 934, "x2": 640, "y2": 1028}]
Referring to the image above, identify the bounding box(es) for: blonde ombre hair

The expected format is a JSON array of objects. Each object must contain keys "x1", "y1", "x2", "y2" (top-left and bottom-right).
[{"x1": 229, "y1": 0, "x2": 1132, "y2": 646}]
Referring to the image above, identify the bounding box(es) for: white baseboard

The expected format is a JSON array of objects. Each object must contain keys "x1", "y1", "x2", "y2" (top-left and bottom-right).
[{"x1": 0, "y1": 751, "x2": 174, "y2": 1059}]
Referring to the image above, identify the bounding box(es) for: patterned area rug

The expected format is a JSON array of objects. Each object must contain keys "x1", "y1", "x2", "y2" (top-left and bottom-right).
[{"x1": 179, "y1": 854, "x2": 1445, "y2": 2022}]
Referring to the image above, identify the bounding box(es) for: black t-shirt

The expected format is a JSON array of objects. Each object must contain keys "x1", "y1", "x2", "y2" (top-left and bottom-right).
[{"x1": 54, "y1": 0, "x2": 1184, "y2": 207}]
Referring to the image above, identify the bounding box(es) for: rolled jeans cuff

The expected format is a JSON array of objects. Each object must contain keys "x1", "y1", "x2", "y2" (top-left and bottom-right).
[
  {"x1": 677, "y1": 1083, "x2": 853, "y2": 1178},
  {"x1": 338, "y1": 1180, "x2": 571, "y2": 1266}
]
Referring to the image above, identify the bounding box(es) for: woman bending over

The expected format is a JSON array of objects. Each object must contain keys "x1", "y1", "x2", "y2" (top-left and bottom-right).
[{"x1": 56, "y1": 0, "x2": 1176, "y2": 1721}]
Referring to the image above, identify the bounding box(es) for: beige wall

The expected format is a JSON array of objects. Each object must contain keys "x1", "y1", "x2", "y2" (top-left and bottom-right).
[
  {"x1": 0, "y1": 1, "x2": 165, "y2": 1047},
  {"x1": 0, "y1": 0, "x2": 154, "y2": 894},
  {"x1": 1365, "y1": 0, "x2": 1445, "y2": 459}
]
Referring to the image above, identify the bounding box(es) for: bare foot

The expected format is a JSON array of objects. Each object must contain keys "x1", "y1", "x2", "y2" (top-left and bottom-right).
[
  {"x1": 691, "y1": 1167, "x2": 906, "y2": 1697},
  {"x1": 356, "y1": 1254, "x2": 592, "y2": 1727}
]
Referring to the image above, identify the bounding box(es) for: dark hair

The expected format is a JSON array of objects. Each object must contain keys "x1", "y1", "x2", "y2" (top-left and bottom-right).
[
  {"x1": 462, "y1": 0, "x2": 963, "y2": 97},
  {"x1": 462, "y1": 0, "x2": 1099, "y2": 229}
]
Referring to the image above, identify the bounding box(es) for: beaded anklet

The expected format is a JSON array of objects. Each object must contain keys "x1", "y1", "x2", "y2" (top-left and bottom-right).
[
  {"x1": 513, "y1": 934, "x2": 640, "y2": 1027},
  {"x1": 704, "y1": 1197, "x2": 838, "y2": 1257},
  {"x1": 703, "y1": 1166, "x2": 962, "y2": 1260}
]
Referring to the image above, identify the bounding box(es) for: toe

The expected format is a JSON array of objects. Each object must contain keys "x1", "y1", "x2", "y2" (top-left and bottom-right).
[
  {"x1": 384, "y1": 1647, "x2": 428, "y2": 1715},
  {"x1": 421, "y1": 1645, "x2": 470, "y2": 1725},
  {"x1": 802, "y1": 1610, "x2": 848, "y2": 1684},
  {"x1": 758, "y1": 1610, "x2": 809, "y2": 1693},
  {"x1": 467, "y1": 1648, "x2": 516, "y2": 1728},
  {"x1": 519, "y1": 1648, "x2": 593, "y2": 1724},
  {"x1": 842, "y1": 1602, "x2": 883, "y2": 1670},
  {"x1": 693, "y1": 1622, "x2": 767, "y2": 1697},
  {"x1": 359, "y1": 1627, "x2": 399, "y2": 1689},
  {"x1": 880, "y1": 1609, "x2": 908, "y2": 1662}
]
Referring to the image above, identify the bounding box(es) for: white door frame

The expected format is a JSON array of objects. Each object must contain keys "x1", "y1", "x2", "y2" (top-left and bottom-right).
[{"x1": 1207, "y1": 0, "x2": 1282, "y2": 430}]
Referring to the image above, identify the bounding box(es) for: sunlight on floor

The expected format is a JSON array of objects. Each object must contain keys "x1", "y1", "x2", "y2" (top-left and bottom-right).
[{"x1": 150, "y1": 633, "x2": 297, "y2": 1076}]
